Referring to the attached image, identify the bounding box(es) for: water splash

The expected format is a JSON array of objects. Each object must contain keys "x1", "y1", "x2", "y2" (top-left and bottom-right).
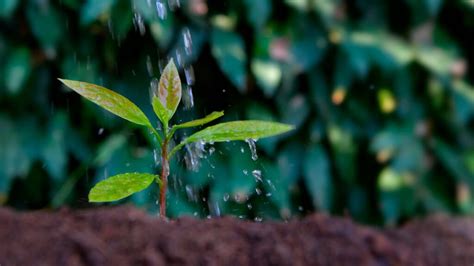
[
  {"x1": 182, "y1": 27, "x2": 193, "y2": 55},
  {"x1": 155, "y1": 0, "x2": 167, "y2": 20},
  {"x1": 252, "y1": 169, "x2": 262, "y2": 182},
  {"x1": 245, "y1": 139, "x2": 258, "y2": 160},
  {"x1": 132, "y1": 12, "x2": 146, "y2": 36},
  {"x1": 182, "y1": 85, "x2": 194, "y2": 109},
  {"x1": 184, "y1": 141, "x2": 205, "y2": 171}
]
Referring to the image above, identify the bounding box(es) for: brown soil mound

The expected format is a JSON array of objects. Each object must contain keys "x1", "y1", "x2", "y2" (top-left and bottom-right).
[{"x1": 1, "y1": 206, "x2": 473, "y2": 266}]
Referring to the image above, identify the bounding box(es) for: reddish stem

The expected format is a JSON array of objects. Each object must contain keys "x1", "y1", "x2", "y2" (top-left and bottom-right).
[{"x1": 159, "y1": 141, "x2": 169, "y2": 218}]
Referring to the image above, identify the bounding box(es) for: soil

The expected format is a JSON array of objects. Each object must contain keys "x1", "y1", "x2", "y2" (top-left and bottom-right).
[{"x1": 1, "y1": 206, "x2": 474, "y2": 266}]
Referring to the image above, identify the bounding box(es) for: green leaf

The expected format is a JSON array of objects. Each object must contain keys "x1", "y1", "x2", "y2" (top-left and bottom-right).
[
  {"x1": 89, "y1": 173, "x2": 156, "y2": 202},
  {"x1": 172, "y1": 111, "x2": 224, "y2": 130},
  {"x1": 0, "y1": 0, "x2": 18, "y2": 18},
  {"x1": 211, "y1": 28, "x2": 247, "y2": 92},
  {"x1": 303, "y1": 145, "x2": 332, "y2": 211},
  {"x1": 26, "y1": 3, "x2": 63, "y2": 51},
  {"x1": 5, "y1": 47, "x2": 31, "y2": 94},
  {"x1": 183, "y1": 120, "x2": 293, "y2": 144},
  {"x1": 251, "y1": 59, "x2": 281, "y2": 97},
  {"x1": 151, "y1": 59, "x2": 182, "y2": 126},
  {"x1": 81, "y1": 0, "x2": 116, "y2": 25},
  {"x1": 58, "y1": 79, "x2": 152, "y2": 127},
  {"x1": 244, "y1": 0, "x2": 271, "y2": 30}
]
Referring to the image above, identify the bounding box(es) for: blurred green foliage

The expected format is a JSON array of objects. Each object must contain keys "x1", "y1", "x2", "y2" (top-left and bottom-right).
[{"x1": 1, "y1": 0, "x2": 474, "y2": 225}]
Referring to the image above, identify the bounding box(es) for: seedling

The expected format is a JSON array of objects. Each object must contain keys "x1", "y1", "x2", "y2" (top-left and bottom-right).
[{"x1": 59, "y1": 59, "x2": 293, "y2": 218}]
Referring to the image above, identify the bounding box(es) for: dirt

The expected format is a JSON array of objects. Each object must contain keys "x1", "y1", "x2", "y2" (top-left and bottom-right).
[{"x1": 1, "y1": 207, "x2": 474, "y2": 266}]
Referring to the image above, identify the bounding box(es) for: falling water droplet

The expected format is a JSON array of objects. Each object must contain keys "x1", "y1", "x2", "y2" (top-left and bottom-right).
[
  {"x1": 243, "y1": 169, "x2": 248, "y2": 175},
  {"x1": 168, "y1": 0, "x2": 180, "y2": 11},
  {"x1": 208, "y1": 201, "x2": 221, "y2": 217},
  {"x1": 209, "y1": 147, "x2": 215, "y2": 155},
  {"x1": 185, "y1": 185, "x2": 198, "y2": 202},
  {"x1": 266, "y1": 192, "x2": 272, "y2": 197},
  {"x1": 255, "y1": 188, "x2": 262, "y2": 195},
  {"x1": 147, "y1": 0, "x2": 152, "y2": 7},
  {"x1": 184, "y1": 65, "x2": 195, "y2": 85},
  {"x1": 98, "y1": 128, "x2": 104, "y2": 135},
  {"x1": 182, "y1": 27, "x2": 193, "y2": 55},
  {"x1": 156, "y1": 0, "x2": 167, "y2": 20},
  {"x1": 175, "y1": 48, "x2": 184, "y2": 67},
  {"x1": 247, "y1": 203, "x2": 252, "y2": 210},
  {"x1": 182, "y1": 85, "x2": 194, "y2": 109},
  {"x1": 254, "y1": 217, "x2": 263, "y2": 222},
  {"x1": 252, "y1": 170, "x2": 262, "y2": 182},
  {"x1": 240, "y1": 147, "x2": 245, "y2": 153},
  {"x1": 146, "y1": 55, "x2": 154, "y2": 77},
  {"x1": 266, "y1": 179, "x2": 276, "y2": 191},
  {"x1": 149, "y1": 78, "x2": 159, "y2": 103},
  {"x1": 153, "y1": 149, "x2": 161, "y2": 167},
  {"x1": 245, "y1": 139, "x2": 258, "y2": 160},
  {"x1": 223, "y1": 193, "x2": 230, "y2": 202},
  {"x1": 133, "y1": 12, "x2": 146, "y2": 35},
  {"x1": 298, "y1": 206, "x2": 304, "y2": 211}
]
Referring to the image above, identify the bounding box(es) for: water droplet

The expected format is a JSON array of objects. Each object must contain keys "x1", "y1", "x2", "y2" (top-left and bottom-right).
[
  {"x1": 147, "y1": 0, "x2": 152, "y2": 7},
  {"x1": 254, "y1": 217, "x2": 263, "y2": 222},
  {"x1": 240, "y1": 147, "x2": 245, "y2": 153},
  {"x1": 209, "y1": 147, "x2": 215, "y2": 155},
  {"x1": 298, "y1": 206, "x2": 304, "y2": 211},
  {"x1": 266, "y1": 179, "x2": 276, "y2": 191},
  {"x1": 184, "y1": 141, "x2": 205, "y2": 171},
  {"x1": 182, "y1": 27, "x2": 193, "y2": 55},
  {"x1": 185, "y1": 185, "x2": 198, "y2": 202},
  {"x1": 193, "y1": 212, "x2": 198, "y2": 216},
  {"x1": 208, "y1": 201, "x2": 221, "y2": 217},
  {"x1": 238, "y1": 215, "x2": 244, "y2": 219},
  {"x1": 245, "y1": 139, "x2": 258, "y2": 160},
  {"x1": 156, "y1": 0, "x2": 167, "y2": 20},
  {"x1": 133, "y1": 12, "x2": 146, "y2": 36},
  {"x1": 175, "y1": 48, "x2": 184, "y2": 67},
  {"x1": 168, "y1": 0, "x2": 180, "y2": 11},
  {"x1": 255, "y1": 188, "x2": 262, "y2": 195},
  {"x1": 184, "y1": 65, "x2": 195, "y2": 85},
  {"x1": 223, "y1": 193, "x2": 230, "y2": 202},
  {"x1": 243, "y1": 169, "x2": 248, "y2": 175},
  {"x1": 266, "y1": 192, "x2": 272, "y2": 197},
  {"x1": 153, "y1": 149, "x2": 160, "y2": 167},
  {"x1": 182, "y1": 85, "x2": 194, "y2": 109},
  {"x1": 247, "y1": 203, "x2": 252, "y2": 210},
  {"x1": 252, "y1": 170, "x2": 262, "y2": 182},
  {"x1": 146, "y1": 55, "x2": 154, "y2": 77},
  {"x1": 98, "y1": 128, "x2": 104, "y2": 135},
  {"x1": 149, "y1": 78, "x2": 159, "y2": 103}
]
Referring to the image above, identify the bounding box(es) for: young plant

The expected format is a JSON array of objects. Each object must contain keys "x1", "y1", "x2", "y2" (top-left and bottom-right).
[{"x1": 59, "y1": 59, "x2": 293, "y2": 218}]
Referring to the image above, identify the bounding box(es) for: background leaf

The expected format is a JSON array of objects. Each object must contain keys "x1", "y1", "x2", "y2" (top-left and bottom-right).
[{"x1": 211, "y1": 28, "x2": 247, "y2": 93}]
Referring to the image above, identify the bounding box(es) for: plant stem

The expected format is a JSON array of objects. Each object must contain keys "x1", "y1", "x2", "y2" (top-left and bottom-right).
[{"x1": 159, "y1": 139, "x2": 170, "y2": 218}]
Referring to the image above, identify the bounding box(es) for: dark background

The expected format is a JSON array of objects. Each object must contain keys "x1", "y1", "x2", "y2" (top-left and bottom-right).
[{"x1": 1, "y1": 0, "x2": 474, "y2": 225}]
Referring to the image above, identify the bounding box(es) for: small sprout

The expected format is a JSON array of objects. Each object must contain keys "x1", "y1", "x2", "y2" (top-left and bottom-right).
[{"x1": 59, "y1": 59, "x2": 294, "y2": 218}]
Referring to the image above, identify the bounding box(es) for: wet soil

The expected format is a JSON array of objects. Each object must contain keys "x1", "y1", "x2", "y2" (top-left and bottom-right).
[{"x1": 1, "y1": 206, "x2": 474, "y2": 266}]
